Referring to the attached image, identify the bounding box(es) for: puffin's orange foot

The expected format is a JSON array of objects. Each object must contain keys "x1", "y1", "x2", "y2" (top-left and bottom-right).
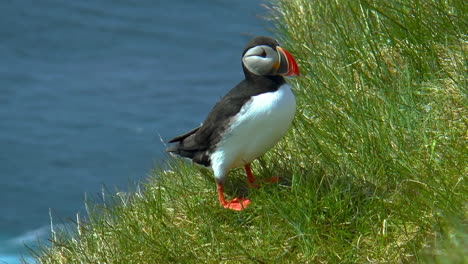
[
  {"x1": 248, "y1": 182, "x2": 261, "y2": 189},
  {"x1": 250, "y1": 177, "x2": 280, "y2": 187},
  {"x1": 222, "y1": 197, "x2": 251, "y2": 211},
  {"x1": 265, "y1": 176, "x2": 280, "y2": 184}
]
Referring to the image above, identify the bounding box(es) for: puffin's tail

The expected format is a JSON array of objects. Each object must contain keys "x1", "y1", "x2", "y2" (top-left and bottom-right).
[{"x1": 166, "y1": 127, "x2": 211, "y2": 167}]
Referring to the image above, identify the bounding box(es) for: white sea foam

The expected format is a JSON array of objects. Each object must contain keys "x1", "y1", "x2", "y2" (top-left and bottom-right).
[
  {"x1": 0, "y1": 255, "x2": 21, "y2": 264},
  {"x1": 8, "y1": 225, "x2": 50, "y2": 246},
  {"x1": 0, "y1": 225, "x2": 54, "y2": 264},
  {"x1": 0, "y1": 254, "x2": 33, "y2": 264}
]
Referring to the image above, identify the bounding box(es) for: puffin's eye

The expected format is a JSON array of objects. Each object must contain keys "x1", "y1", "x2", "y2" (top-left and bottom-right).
[{"x1": 260, "y1": 49, "x2": 267, "y2": 58}]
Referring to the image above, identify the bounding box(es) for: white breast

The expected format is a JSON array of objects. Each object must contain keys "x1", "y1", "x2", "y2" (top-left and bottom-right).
[{"x1": 210, "y1": 84, "x2": 296, "y2": 181}]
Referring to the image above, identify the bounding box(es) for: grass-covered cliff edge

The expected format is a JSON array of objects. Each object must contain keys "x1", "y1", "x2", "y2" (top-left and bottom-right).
[{"x1": 31, "y1": 0, "x2": 466, "y2": 263}]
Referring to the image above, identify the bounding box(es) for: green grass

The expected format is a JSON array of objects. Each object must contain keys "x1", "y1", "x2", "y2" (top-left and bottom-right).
[{"x1": 30, "y1": 0, "x2": 466, "y2": 263}]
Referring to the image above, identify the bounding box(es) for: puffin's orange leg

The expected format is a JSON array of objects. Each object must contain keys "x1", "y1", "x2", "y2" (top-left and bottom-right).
[
  {"x1": 245, "y1": 163, "x2": 280, "y2": 186},
  {"x1": 217, "y1": 184, "x2": 251, "y2": 211},
  {"x1": 244, "y1": 164, "x2": 257, "y2": 185},
  {"x1": 245, "y1": 164, "x2": 260, "y2": 188}
]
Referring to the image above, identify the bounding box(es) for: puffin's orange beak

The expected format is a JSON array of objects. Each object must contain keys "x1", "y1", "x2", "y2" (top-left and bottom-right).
[{"x1": 276, "y1": 46, "x2": 300, "y2": 76}]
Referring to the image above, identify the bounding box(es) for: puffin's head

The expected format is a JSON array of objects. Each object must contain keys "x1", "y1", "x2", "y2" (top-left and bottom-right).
[{"x1": 242, "y1": 36, "x2": 300, "y2": 77}]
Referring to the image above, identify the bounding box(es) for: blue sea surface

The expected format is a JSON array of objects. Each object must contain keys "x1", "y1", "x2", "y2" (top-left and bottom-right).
[{"x1": 0, "y1": 0, "x2": 269, "y2": 262}]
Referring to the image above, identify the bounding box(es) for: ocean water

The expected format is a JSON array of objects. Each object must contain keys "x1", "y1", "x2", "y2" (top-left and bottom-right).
[{"x1": 0, "y1": 0, "x2": 269, "y2": 262}]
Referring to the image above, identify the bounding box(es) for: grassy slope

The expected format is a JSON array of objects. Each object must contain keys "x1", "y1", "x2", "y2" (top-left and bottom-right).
[{"x1": 32, "y1": 0, "x2": 466, "y2": 263}]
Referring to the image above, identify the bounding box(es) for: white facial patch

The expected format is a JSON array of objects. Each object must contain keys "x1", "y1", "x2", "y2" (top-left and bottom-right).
[{"x1": 242, "y1": 45, "x2": 279, "y2": 75}]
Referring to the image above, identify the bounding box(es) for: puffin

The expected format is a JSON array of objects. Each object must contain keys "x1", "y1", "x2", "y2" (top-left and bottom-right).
[{"x1": 167, "y1": 36, "x2": 300, "y2": 211}]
